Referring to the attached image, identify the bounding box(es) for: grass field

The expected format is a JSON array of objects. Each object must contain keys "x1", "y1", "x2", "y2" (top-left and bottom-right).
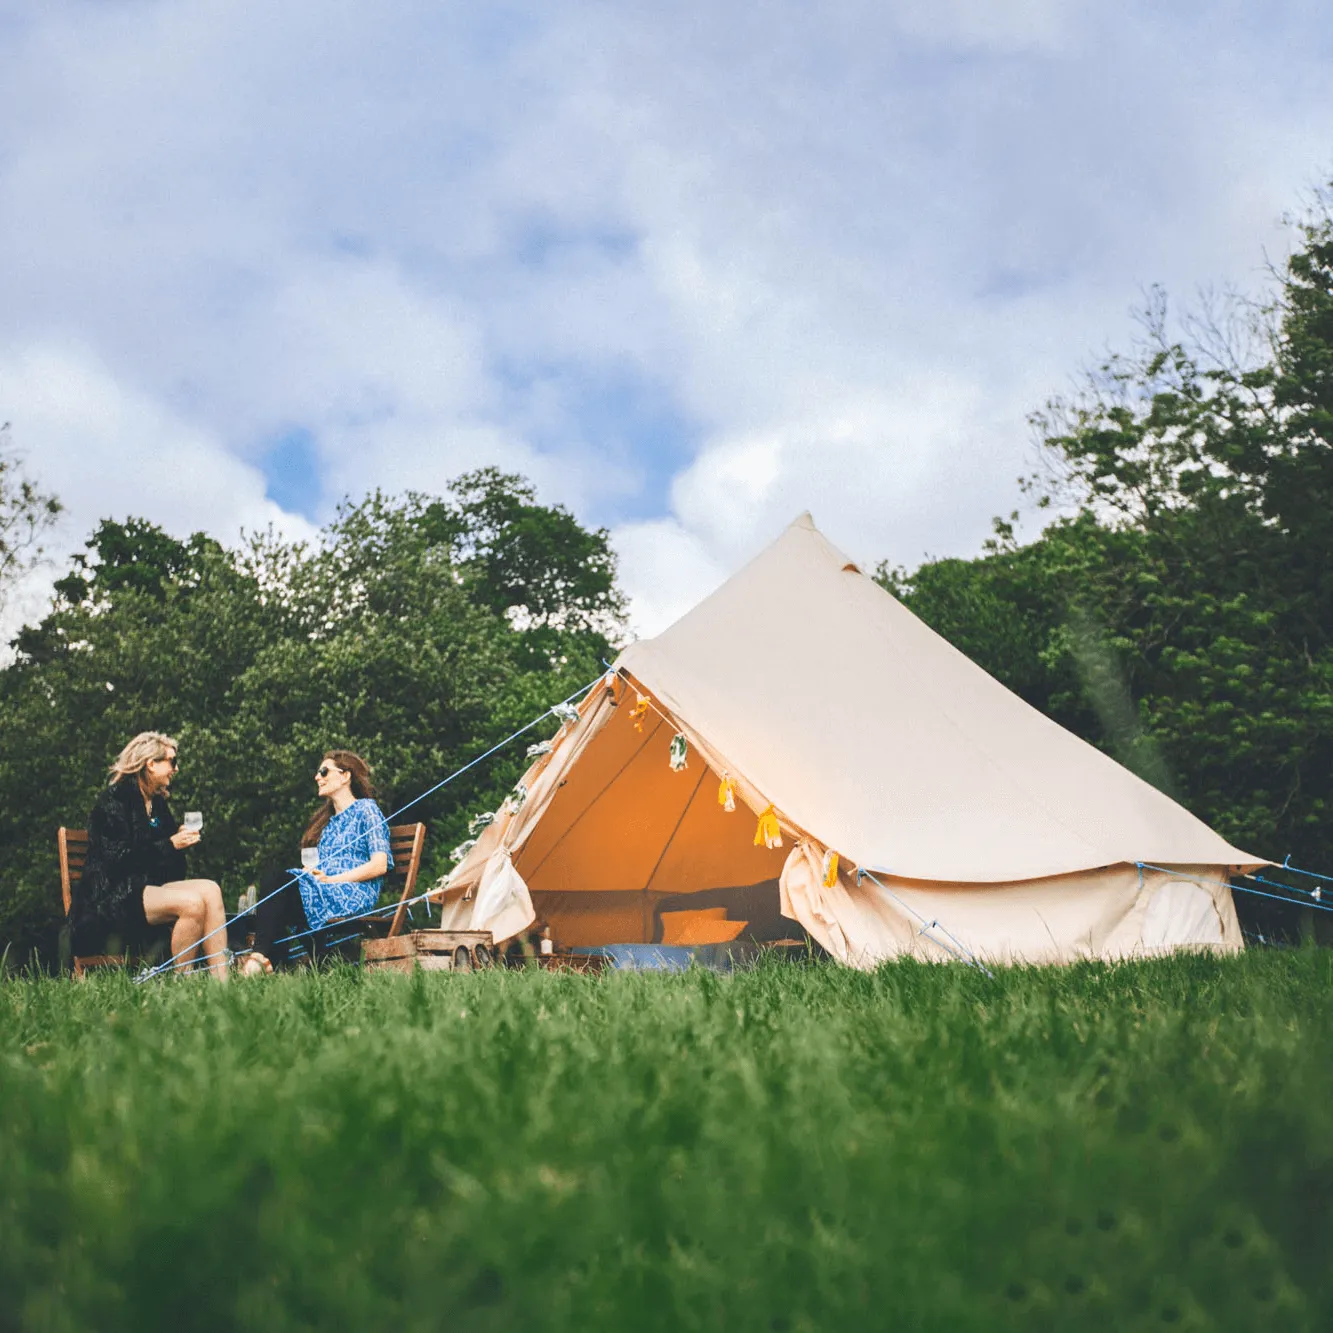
[{"x1": 2, "y1": 952, "x2": 1332, "y2": 1332}]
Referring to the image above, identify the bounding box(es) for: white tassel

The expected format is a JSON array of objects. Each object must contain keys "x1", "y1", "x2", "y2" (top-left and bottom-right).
[{"x1": 669, "y1": 733, "x2": 688, "y2": 771}]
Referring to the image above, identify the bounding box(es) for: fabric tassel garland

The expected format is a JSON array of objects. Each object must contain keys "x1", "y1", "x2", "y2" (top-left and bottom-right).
[
  {"x1": 822, "y1": 849, "x2": 839, "y2": 888},
  {"x1": 551, "y1": 702, "x2": 580, "y2": 727},
  {"x1": 717, "y1": 774, "x2": 736, "y2": 813},
  {"x1": 754, "y1": 804, "x2": 783, "y2": 850},
  {"x1": 450, "y1": 838, "x2": 478, "y2": 865},
  {"x1": 525, "y1": 740, "x2": 554, "y2": 759},
  {"x1": 468, "y1": 811, "x2": 495, "y2": 836},
  {"x1": 630, "y1": 695, "x2": 651, "y2": 732},
  {"x1": 669, "y1": 733, "x2": 688, "y2": 771},
  {"x1": 508, "y1": 782, "x2": 528, "y2": 813}
]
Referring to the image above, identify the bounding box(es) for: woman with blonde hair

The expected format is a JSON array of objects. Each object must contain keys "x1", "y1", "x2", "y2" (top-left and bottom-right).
[{"x1": 68, "y1": 732, "x2": 229, "y2": 979}]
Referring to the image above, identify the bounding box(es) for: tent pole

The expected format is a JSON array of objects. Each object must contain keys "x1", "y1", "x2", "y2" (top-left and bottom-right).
[{"x1": 640, "y1": 766, "x2": 707, "y2": 941}]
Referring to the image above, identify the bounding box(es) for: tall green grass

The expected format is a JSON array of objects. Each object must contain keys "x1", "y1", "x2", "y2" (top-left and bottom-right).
[{"x1": 2, "y1": 953, "x2": 1331, "y2": 1331}]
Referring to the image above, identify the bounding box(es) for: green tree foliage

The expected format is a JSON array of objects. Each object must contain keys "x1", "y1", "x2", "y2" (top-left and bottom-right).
[
  {"x1": 881, "y1": 190, "x2": 1333, "y2": 885},
  {"x1": 0, "y1": 470, "x2": 624, "y2": 964}
]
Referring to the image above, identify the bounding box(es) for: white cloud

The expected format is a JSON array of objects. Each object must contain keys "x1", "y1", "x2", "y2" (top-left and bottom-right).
[
  {"x1": 611, "y1": 516, "x2": 729, "y2": 640},
  {"x1": 0, "y1": 344, "x2": 317, "y2": 645},
  {"x1": 0, "y1": 0, "x2": 1330, "y2": 643},
  {"x1": 889, "y1": 0, "x2": 1070, "y2": 52},
  {"x1": 2, "y1": 344, "x2": 310, "y2": 542}
]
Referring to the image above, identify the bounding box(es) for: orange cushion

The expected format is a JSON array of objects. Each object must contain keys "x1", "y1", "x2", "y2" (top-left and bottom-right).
[{"x1": 660, "y1": 907, "x2": 748, "y2": 946}]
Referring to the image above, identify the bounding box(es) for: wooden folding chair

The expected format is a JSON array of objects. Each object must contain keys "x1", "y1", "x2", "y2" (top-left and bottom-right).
[{"x1": 58, "y1": 827, "x2": 125, "y2": 979}]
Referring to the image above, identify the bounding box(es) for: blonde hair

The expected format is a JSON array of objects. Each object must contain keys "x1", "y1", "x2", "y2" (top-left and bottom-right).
[{"x1": 109, "y1": 731, "x2": 179, "y2": 784}]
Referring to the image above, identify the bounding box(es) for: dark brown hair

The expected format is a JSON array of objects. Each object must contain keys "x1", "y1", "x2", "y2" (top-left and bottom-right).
[{"x1": 302, "y1": 750, "x2": 378, "y2": 847}]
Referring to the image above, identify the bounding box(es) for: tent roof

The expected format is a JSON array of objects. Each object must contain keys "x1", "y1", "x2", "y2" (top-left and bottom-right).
[{"x1": 616, "y1": 513, "x2": 1257, "y2": 883}]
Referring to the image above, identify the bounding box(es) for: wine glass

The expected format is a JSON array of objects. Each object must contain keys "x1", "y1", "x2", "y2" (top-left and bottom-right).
[
  {"x1": 300, "y1": 847, "x2": 320, "y2": 873},
  {"x1": 182, "y1": 811, "x2": 203, "y2": 834}
]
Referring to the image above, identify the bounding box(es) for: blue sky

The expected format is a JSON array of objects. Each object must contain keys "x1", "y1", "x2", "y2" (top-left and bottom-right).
[{"x1": 1, "y1": 0, "x2": 1331, "y2": 635}]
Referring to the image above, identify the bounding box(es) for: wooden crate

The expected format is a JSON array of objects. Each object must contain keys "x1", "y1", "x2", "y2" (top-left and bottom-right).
[{"x1": 362, "y1": 929, "x2": 495, "y2": 973}]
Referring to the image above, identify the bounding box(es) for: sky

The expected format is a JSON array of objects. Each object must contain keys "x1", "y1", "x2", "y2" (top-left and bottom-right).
[{"x1": 2, "y1": 0, "x2": 1331, "y2": 641}]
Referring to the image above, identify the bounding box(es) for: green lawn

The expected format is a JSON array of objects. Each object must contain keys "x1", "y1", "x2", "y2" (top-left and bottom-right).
[{"x1": 2, "y1": 952, "x2": 1331, "y2": 1331}]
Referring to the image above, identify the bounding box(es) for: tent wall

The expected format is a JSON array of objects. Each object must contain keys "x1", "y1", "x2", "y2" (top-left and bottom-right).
[
  {"x1": 515, "y1": 695, "x2": 788, "y2": 896},
  {"x1": 780, "y1": 845, "x2": 1243, "y2": 967}
]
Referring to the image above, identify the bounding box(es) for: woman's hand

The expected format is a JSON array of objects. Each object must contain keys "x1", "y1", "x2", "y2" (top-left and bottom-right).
[
  {"x1": 170, "y1": 828, "x2": 201, "y2": 850},
  {"x1": 310, "y1": 853, "x2": 387, "y2": 885}
]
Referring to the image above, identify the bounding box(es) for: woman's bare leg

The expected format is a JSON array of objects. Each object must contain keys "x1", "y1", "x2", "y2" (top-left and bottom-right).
[
  {"x1": 144, "y1": 880, "x2": 230, "y2": 979},
  {"x1": 143, "y1": 882, "x2": 205, "y2": 968}
]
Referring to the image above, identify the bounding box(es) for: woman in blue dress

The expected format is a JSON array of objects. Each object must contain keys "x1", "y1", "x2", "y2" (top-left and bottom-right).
[{"x1": 240, "y1": 750, "x2": 393, "y2": 974}]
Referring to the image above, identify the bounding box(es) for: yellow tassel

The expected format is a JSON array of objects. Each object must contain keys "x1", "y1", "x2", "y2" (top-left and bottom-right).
[
  {"x1": 753, "y1": 804, "x2": 782, "y2": 850},
  {"x1": 822, "y1": 850, "x2": 839, "y2": 888},
  {"x1": 718, "y1": 774, "x2": 736, "y2": 813},
  {"x1": 630, "y1": 695, "x2": 650, "y2": 732}
]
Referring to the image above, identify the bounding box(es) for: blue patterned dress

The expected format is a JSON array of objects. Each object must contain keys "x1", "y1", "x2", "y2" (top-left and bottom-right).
[{"x1": 292, "y1": 798, "x2": 394, "y2": 930}]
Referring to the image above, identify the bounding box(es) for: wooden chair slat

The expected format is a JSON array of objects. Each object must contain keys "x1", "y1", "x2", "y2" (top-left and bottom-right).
[
  {"x1": 59, "y1": 827, "x2": 124, "y2": 978},
  {"x1": 386, "y1": 822, "x2": 427, "y2": 938}
]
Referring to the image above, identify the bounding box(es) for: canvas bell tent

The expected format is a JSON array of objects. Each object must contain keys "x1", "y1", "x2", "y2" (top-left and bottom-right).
[{"x1": 438, "y1": 514, "x2": 1260, "y2": 967}]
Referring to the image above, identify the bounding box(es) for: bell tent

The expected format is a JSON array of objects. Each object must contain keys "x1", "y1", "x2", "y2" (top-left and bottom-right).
[{"x1": 438, "y1": 513, "x2": 1258, "y2": 967}]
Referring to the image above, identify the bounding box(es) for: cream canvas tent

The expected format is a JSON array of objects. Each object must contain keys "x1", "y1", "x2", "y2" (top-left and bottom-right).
[{"x1": 438, "y1": 514, "x2": 1261, "y2": 967}]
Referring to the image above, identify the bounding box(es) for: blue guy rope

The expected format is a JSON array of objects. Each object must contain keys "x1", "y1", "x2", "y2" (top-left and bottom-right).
[
  {"x1": 1243, "y1": 872, "x2": 1329, "y2": 905},
  {"x1": 135, "y1": 674, "x2": 600, "y2": 981},
  {"x1": 1136, "y1": 862, "x2": 1333, "y2": 917},
  {"x1": 856, "y1": 868, "x2": 993, "y2": 977},
  {"x1": 1272, "y1": 856, "x2": 1333, "y2": 889}
]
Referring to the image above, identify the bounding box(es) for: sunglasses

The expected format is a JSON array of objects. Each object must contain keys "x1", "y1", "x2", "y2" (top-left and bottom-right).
[
  {"x1": 159, "y1": 756, "x2": 179, "y2": 770},
  {"x1": 316, "y1": 765, "x2": 343, "y2": 779}
]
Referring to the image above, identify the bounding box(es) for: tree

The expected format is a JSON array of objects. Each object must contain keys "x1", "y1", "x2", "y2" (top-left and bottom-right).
[
  {"x1": 0, "y1": 478, "x2": 626, "y2": 966},
  {"x1": 0, "y1": 424, "x2": 62, "y2": 621}
]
